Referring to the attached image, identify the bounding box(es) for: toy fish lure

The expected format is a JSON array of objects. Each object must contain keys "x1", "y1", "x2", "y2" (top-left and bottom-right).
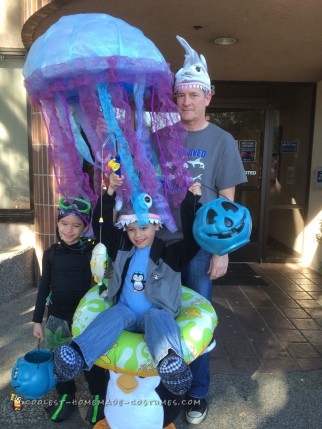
[{"x1": 90, "y1": 242, "x2": 108, "y2": 286}]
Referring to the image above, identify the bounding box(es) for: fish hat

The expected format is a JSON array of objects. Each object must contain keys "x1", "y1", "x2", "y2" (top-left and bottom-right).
[
  {"x1": 115, "y1": 193, "x2": 162, "y2": 230},
  {"x1": 174, "y1": 35, "x2": 211, "y2": 94}
]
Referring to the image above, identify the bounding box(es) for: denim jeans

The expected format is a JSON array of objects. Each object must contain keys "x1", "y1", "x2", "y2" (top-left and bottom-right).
[
  {"x1": 181, "y1": 248, "x2": 212, "y2": 399},
  {"x1": 73, "y1": 303, "x2": 183, "y2": 370}
]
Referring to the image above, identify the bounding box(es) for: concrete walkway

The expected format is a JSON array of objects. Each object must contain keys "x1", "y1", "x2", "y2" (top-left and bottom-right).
[{"x1": 1, "y1": 263, "x2": 321, "y2": 429}]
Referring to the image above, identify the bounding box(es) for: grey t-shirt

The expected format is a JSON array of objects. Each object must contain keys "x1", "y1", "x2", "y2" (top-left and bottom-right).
[{"x1": 158, "y1": 122, "x2": 247, "y2": 242}]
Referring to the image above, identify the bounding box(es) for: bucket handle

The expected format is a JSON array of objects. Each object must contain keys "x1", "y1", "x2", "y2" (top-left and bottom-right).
[{"x1": 36, "y1": 339, "x2": 41, "y2": 368}]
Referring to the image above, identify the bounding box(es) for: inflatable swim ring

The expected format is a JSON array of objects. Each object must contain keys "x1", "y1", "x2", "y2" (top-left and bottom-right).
[{"x1": 72, "y1": 284, "x2": 218, "y2": 376}]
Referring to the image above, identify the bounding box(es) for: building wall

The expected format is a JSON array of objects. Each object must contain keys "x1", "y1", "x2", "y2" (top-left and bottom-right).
[
  {"x1": 0, "y1": 1, "x2": 24, "y2": 48},
  {"x1": 22, "y1": 0, "x2": 56, "y2": 270}
]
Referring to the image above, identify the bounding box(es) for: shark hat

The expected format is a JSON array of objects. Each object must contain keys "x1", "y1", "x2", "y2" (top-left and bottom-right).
[
  {"x1": 174, "y1": 35, "x2": 212, "y2": 94},
  {"x1": 115, "y1": 193, "x2": 162, "y2": 230}
]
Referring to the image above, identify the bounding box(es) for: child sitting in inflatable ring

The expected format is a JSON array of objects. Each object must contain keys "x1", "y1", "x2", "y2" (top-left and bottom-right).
[{"x1": 54, "y1": 173, "x2": 202, "y2": 396}]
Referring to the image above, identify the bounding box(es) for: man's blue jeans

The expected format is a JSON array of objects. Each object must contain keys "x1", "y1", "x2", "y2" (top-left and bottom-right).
[
  {"x1": 73, "y1": 303, "x2": 183, "y2": 370},
  {"x1": 182, "y1": 248, "x2": 212, "y2": 399}
]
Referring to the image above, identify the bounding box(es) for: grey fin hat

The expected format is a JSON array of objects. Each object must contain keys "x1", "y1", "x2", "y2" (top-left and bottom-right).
[
  {"x1": 115, "y1": 193, "x2": 162, "y2": 230},
  {"x1": 174, "y1": 35, "x2": 211, "y2": 94}
]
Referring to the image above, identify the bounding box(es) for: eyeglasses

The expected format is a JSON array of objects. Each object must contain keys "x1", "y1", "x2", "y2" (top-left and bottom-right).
[{"x1": 59, "y1": 197, "x2": 91, "y2": 214}]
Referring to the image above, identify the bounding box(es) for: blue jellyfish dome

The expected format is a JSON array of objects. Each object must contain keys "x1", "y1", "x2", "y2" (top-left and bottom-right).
[{"x1": 23, "y1": 13, "x2": 170, "y2": 94}]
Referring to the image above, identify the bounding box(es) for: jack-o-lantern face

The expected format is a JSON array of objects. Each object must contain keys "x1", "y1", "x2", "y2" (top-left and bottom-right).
[{"x1": 193, "y1": 198, "x2": 252, "y2": 255}]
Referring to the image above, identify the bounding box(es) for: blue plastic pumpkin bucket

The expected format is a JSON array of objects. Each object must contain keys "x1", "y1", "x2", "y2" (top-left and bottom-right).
[{"x1": 11, "y1": 349, "x2": 57, "y2": 399}]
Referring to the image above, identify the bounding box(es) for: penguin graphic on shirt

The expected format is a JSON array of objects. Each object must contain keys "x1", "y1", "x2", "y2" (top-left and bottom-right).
[{"x1": 131, "y1": 272, "x2": 146, "y2": 292}]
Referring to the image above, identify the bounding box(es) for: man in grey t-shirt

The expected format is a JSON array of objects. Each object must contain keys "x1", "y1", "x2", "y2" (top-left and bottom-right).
[{"x1": 157, "y1": 36, "x2": 247, "y2": 425}]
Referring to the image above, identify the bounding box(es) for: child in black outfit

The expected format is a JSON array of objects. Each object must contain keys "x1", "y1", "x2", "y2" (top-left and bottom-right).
[{"x1": 32, "y1": 197, "x2": 107, "y2": 424}]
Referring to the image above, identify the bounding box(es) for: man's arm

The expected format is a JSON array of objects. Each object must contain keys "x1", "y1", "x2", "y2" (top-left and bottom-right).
[
  {"x1": 208, "y1": 186, "x2": 235, "y2": 280},
  {"x1": 219, "y1": 186, "x2": 235, "y2": 201}
]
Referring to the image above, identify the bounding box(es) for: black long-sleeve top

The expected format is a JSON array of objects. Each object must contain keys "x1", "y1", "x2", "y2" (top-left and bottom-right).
[{"x1": 32, "y1": 238, "x2": 96, "y2": 323}]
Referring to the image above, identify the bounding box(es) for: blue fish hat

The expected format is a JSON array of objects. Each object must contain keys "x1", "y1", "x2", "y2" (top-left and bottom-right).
[
  {"x1": 193, "y1": 198, "x2": 252, "y2": 255},
  {"x1": 174, "y1": 35, "x2": 211, "y2": 94}
]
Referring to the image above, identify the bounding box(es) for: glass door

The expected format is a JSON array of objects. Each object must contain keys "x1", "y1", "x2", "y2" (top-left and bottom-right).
[
  {"x1": 263, "y1": 84, "x2": 315, "y2": 262},
  {"x1": 207, "y1": 108, "x2": 267, "y2": 261}
]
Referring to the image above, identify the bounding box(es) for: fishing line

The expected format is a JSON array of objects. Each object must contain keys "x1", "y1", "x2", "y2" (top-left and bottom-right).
[{"x1": 200, "y1": 183, "x2": 227, "y2": 199}]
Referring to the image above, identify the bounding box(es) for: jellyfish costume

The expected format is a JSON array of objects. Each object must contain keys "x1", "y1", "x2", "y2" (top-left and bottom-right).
[{"x1": 22, "y1": 13, "x2": 192, "y2": 230}]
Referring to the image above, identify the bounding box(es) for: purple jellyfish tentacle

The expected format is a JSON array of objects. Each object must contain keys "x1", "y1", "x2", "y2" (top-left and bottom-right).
[
  {"x1": 41, "y1": 95, "x2": 80, "y2": 198},
  {"x1": 148, "y1": 69, "x2": 192, "y2": 206},
  {"x1": 39, "y1": 92, "x2": 96, "y2": 215},
  {"x1": 157, "y1": 121, "x2": 193, "y2": 208},
  {"x1": 77, "y1": 86, "x2": 105, "y2": 162},
  {"x1": 39, "y1": 99, "x2": 65, "y2": 198},
  {"x1": 57, "y1": 92, "x2": 97, "y2": 207},
  {"x1": 154, "y1": 88, "x2": 193, "y2": 208},
  {"x1": 39, "y1": 97, "x2": 93, "y2": 228},
  {"x1": 150, "y1": 84, "x2": 169, "y2": 200},
  {"x1": 67, "y1": 106, "x2": 101, "y2": 169},
  {"x1": 68, "y1": 94, "x2": 105, "y2": 202}
]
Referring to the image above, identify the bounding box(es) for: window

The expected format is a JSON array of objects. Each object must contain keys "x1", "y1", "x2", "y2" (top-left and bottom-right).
[{"x1": 0, "y1": 54, "x2": 32, "y2": 220}]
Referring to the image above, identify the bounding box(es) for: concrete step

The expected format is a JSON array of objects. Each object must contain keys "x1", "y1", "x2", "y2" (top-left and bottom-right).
[{"x1": 0, "y1": 246, "x2": 36, "y2": 303}]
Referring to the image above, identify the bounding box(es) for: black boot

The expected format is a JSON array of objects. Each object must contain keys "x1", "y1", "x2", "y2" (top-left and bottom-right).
[
  {"x1": 46, "y1": 393, "x2": 77, "y2": 422},
  {"x1": 85, "y1": 394, "x2": 105, "y2": 425}
]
